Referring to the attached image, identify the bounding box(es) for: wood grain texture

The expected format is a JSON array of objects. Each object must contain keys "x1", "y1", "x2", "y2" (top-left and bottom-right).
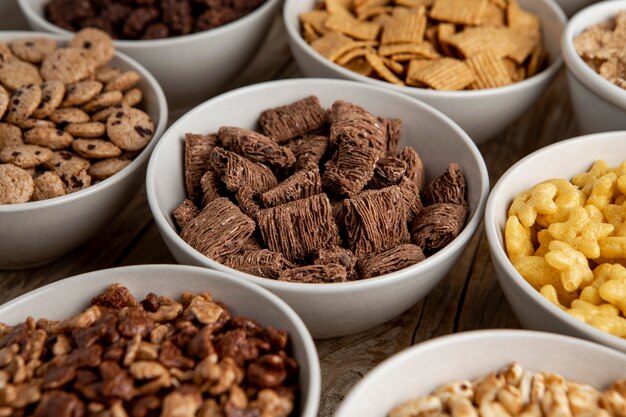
[{"x1": 0, "y1": 15, "x2": 584, "y2": 417}]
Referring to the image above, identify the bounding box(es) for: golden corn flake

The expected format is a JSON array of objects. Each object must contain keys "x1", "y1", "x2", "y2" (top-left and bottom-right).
[
  {"x1": 466, "y1": 50, "x2": 513, "y2": 89},
  {"x1": 407, "y1": 57, "x2": 475, "y2": 90},
  {"x1": 429, "y1": 0, "x2": 488, "y2": 26},
  {"x1": 300, "y1": 0, "x2": 546, "y2": 90},
  {"x1": 365, "y1": 52, "x2": 405, "y2": 85},
  {"x1": 325, "y1": 13, "x2": 381, "y2": 40},
  {"x1": 381, "y1": 7, "x2": 427, "y2": 45},
  {"x1": 505, "y1": 159, "x2": 626, "y2": 339}
]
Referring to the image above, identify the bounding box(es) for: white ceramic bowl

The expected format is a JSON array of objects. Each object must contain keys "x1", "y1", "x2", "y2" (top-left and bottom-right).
[
  {"x1": 562, "y1": 0, "x2": 626, "y2": 135},
  {"x1": 0, "y1": 264, "x2": 320, "y2": 417},
  {"x1": 146, "y1": 78, "x2": 490, "y2": 339},
  {"x1": 17, "y1": 0, "x2": 282, "y2": 114},
  {"x1": 485, "y1": 131, "x2": 626, "y2": 353},
  {"x1": 335, "y1": 330, "x2": 626, "y2": 417},
  {"x1": 556, "y1": 0, "x2": 600, "y2": 16},
  {"x1": 0, "y1": 31, "x2": 167, "y2": 269},
  {"x1": 283, "y1": 0, "x2": 566, "y2": 144}
]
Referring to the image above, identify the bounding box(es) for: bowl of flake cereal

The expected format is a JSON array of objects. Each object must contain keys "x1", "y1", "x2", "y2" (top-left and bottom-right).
[
  {"x1": 284, "y1": 0, "x2": 566, "y2": 144},
  {"x1": 335, "y1": 330, "x2": 626, "y2": 417},
  {"x1": 562, "y1": 0, "x2": 626, "y2": 135},
  {"x1": 486, "y1": 130, "x2": 626, "y2": 353},
  {"x1": 146, "y1": 78, "x2": 489, "y2": 338}
]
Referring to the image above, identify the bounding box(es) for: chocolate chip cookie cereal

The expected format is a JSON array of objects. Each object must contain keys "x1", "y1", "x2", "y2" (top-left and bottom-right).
[
  {"x1": 0, "y1": 29, "x2": 155, "y2": 205},
  {"x1": 173, "y1": 96, "x2": 470, "y2": 282}
]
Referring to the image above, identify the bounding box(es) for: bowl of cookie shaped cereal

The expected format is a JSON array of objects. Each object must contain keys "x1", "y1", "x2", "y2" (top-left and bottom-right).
[
  {"x1": 335, "y1": 330, "x2": 626, "y2": 417},
  {"x1": 283, "y1": 0, "x2": 566, "y2": 144},
  {"x1": 0, "y1": 264, "x2": 320, "y2": 417},
  {"x1": 146, "y1": 78, "x2": 489, "y2": 338},
  {"x1": 0, "y1": 29, "x2": 167, "y2": 268},
  {"x1": 485, "y1": 131, "x2": 626, "y2": 353},
  {"x1": 17, "y1": 0, "x2": 282, "y2": 114},
  {"x1": 562, "y1": 0, "x2": 626, "y2": 135}
]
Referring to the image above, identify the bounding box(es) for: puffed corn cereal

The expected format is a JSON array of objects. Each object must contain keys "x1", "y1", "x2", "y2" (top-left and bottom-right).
[
  {"x1": 505, "y1": 160, "x2": 626, "y2": 339},
  {"x1": 389, "y1": 362, "x2": 626, "y2": 417}
]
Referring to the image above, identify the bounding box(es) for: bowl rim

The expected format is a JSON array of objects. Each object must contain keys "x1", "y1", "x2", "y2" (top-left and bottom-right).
[
  {"x1": 0, "y1": 263, "x2": 322, "y2": 417},
  {"x1": 16, "y1": 0, "x2": 281, "y2": 48},
  {"x1": 0, "y1": 31, "x2": 168, "y2": 213},
  {"x1": 283, "y1": 0, "x2": 566, "y2": 99},
  {"x1": 146, "y1": 77, "x2": 490, "y2": 292},
  {"x1": 484, "y1": 131, "x2": 626, "y2": 352},
  {"x1": 561, "y1": 0, "x2": 626, "y2": 111},
  {"x1": 334, "y1": 328, "x2": 626, "y2": 417}
]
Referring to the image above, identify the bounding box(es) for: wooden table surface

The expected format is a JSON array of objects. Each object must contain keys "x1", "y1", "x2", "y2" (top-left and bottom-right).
[{"x1": 0, "y1": 15, "x2": 581, "y2": 417}]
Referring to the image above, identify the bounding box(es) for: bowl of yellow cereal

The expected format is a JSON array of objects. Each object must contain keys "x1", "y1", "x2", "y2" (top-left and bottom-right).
[
  {"x1": 284, "y1": 0, "x2": 566, "y2": 144},
  {"x1": 485, "y1": 131, "x2": 626, "y2": 353},
  {"x1": 562, "y1": 1, "x2": 626, "y2": 135},
  {"x1": 335, "y1": 330, "x2": 626, "y2": 417}
]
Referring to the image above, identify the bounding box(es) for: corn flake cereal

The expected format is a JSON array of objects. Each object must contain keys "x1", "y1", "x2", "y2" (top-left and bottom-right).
[
  {"x1": 574, "y1": 11, "x2": 626, "y2": 90},
  {"x1": 505, "y1": 160, "x2": 626, "y2": 339},
  {"x1": 299, "y1": 0, "x2": 547, "y2": 90}
]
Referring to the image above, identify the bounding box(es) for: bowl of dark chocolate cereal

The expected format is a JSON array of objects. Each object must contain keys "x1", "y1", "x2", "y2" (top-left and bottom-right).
[
  {"x1": 0, "y1": 264, "x2": 321, "y2": 417},
  {"x1": 0, "y1": 30, "x2": 167, "y2": 268},
  {"x1": 146, "y1": 78, "x2": 489, "y2": 338},
  {"x1": 17, "y1": 0, "x2": 283, "y2": 113}
]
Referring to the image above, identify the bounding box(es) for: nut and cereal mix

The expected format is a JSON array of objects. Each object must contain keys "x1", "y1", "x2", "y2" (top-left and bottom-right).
[
  {"x1": 0, "y1": 284, "x2": 299, "y2": 416},
  {"x1": 173, "y1": 96, "x2": 470, "y2": 282},
  {"x1": 389, "y1": 362, "x2": 626, "y2": 417},
  {"x1": 0, "y1": 29, "x2": 155, "y2": 205},
  {"x1": 574, "y1": 12, "x2": 626, "y2": 90},
  {"x1": 45, "y1": 0, "x2": 267, "y2": 40},
  {"x1": 505, "y1": 160, "x2": 626, "y2": 338},
  {"x1": 300, "y1": 0, "x2": 547, "y2": 90}
]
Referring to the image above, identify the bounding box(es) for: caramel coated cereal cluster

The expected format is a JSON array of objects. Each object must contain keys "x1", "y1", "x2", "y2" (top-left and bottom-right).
[
  {"x1": 0, "y1": 284, "x2": 298, "y2": 417},
  {"x1": 0, "y1": 29, "x2": 155, "y2": 205},
  {"x1": 505, "y1": 160, "x2": 626, "y2": 338},
  {"x1": 574, "y1": 12, "x2": 626, "y2": 90},
  {"x1": 389, "y1": 362, "x2": 626, "y2": 417},
  {"x1": 173, "y1": 96, "x2": 469, "y2": 283},
  {"x1": 300, "y1": 0, "x2": 547, "y2": 90}
]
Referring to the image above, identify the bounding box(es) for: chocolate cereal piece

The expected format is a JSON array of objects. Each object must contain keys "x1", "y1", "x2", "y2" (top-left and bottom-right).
[
  {"x1": 259, "y1": 96, "x2": 328, "y2": 143},
  {"x1": 180, "y1": 197, "x2": 255, "y2": 260},
  {"x1": 223, "y1": 249, "x2": 294, "y2": 279},
  {"x1": 257, "y1": 193, "x2": 340, "y2": 262},
  {"x1": 235, "y1": 186, "x2": 262, "y2": 220},
  {"x1": 260, "y1": 167, "x2": 322, "y2": 207},
  {"x1": 218, "y1": 126, "x2": 296, "y2": 168},
  {"x1": 369, "y1": 156, "x2": 407, "y2": 189},
  {"x1": 357, "y1": 244, "x2": 425, "y2": 279},
  {"x1": 343, "y1": 186, "x2": 410, "y2": 257},
  {"x1": 184, "y1": 133, "x2": 218, "y2": 202},
  {"x1": 278, "y1": 263, "x2": 348, "y2": 283},
  {"x1": 397, "y1": 176, "x2": 423, "y2": 224},
  {"x1": 314, "y1": 246, "x2": 357, "y2": 278},
  {"x1": 399, "y1": 146, "x2": 426, "y2": 191},
  {"x1": 288, "y1": 132, "x2": 329, "y2": 171},
  {"x1": 423, "y1": 162, "x2": 467, "y2": 206},
  {"x1": 381, "y1": 117, "x2": 402, "y2": 154},
  {"x1": 210, "y1": 147, "x2": 278, "y2": 193},
  {"x1": 173, "y1": 198, "x2": 200, "y2": 230},
  {"x1": 329, "y1": 100, "x2": 386, "y2": 150},
  {"x1": 411, "y1": 203, "x2": 468, "y2": 254},
  {"x1": 322, "y1": 140, "x2": 380, "y2": 197},
  {"x1": 200, "y1": 169, "x2": 225, "y2": 207}
]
